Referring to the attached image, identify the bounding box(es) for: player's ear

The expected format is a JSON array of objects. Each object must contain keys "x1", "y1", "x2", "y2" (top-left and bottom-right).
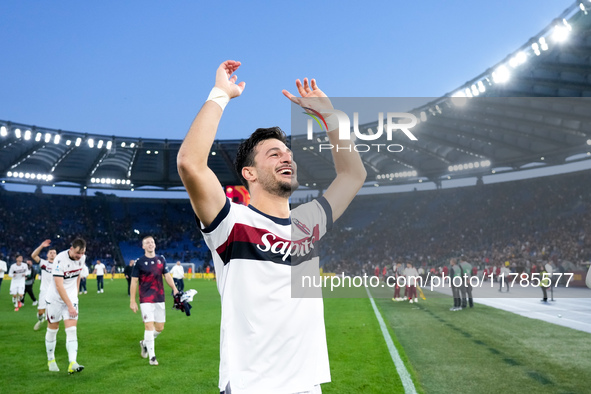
[{"x1": 242, "y1": 166, "x2": 256, "y2": 183}]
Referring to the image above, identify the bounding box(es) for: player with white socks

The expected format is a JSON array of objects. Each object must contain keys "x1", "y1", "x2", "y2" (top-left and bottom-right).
[
  {"x1": 8, "y1": 255, "x2": 29, "y2": 311},
  {"x1": 130, "y1": 235, "x2": 178, "y2": 366},
  {"x1": 31, "y1": 239, "x2": 57, "y2": 331},
  {"x1": 45, "y1": 238, "x2": 86, "y2": 374}
]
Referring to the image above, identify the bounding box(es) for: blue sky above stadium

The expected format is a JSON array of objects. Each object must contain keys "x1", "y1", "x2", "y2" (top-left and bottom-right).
[{"x1": 0, "y1": 0, "x2": 573, "y2": 141}]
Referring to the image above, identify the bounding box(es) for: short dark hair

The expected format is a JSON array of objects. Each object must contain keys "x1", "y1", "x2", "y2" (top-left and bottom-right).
[
  {"x1": 142, "y1": 235, "x2": 154, "y2": 242},
  {"x1": 235, "y1": 127, "x2": 288, "y2": 189},
  {"x1": 48, "y1": 247, "x2": 57, "y2": 253},
  {"x1": 71, "y1": 238, "x2": 86, "y2": 250}
]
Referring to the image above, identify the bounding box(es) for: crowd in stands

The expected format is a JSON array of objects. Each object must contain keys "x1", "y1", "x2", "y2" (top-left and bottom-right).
[
  {"x1": 320, "y1": 171, "x2": 591, "y2": 278},
  {"x1": 1, "y1": 170, "x2": 590, "y2": 278}
]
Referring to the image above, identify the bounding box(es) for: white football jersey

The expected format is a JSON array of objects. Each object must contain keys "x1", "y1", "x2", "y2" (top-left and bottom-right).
[
  {"x1": 94, "y1": 263, "x2": 106, "y2": 275},
  {"x1": 8, "y1": 263, "x2": 29, "y2": 285},
  {"x1": 200, "y1": 197, "x2": 332, "y2": 394},
  {"x1": 39, "y1": 258, "x2": 54, "y2": 293},
  {"x1": 47, "y1": 250, "x2": 86, "y2": 305}
]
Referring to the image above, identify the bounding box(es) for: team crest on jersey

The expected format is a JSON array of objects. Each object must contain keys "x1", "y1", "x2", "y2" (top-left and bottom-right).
[{"x1": 293, "y1": 218, "x2": 311, "y2": 236}]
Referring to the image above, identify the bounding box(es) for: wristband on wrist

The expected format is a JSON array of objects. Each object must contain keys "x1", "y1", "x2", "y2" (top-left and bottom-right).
[{"x1": 207, "y1": 87, "x2": 230, "y2": 111}]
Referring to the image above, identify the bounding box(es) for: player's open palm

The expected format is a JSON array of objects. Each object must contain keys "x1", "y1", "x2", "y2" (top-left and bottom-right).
[
  {"x1": 282, "y1": 78, "x2": 334, "y2": 114},
  {"x1": 215, "y1": 60, "x2": 246, "y2": 99}
]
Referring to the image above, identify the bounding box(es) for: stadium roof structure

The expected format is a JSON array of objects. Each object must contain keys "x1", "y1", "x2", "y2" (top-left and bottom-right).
[{"x1": 2, "y1": 1, "x2": 591, "y2": 193}]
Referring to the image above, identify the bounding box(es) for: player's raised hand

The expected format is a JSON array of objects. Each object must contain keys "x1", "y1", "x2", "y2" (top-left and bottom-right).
[
  {"x1": 41, "y1": 239, "x2": 51, "y2": 248},
  {"x1": 282, "y1": 78, "x2": 334, "y2": 114},
  {"x1": 215, "y1": 60, "x2": 246, "y2": 99}
]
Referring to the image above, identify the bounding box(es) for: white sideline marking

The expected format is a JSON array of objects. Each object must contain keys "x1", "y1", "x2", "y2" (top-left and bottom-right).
[{"x1": 365, "y1": 287, "x2": 417, "y2": 394}]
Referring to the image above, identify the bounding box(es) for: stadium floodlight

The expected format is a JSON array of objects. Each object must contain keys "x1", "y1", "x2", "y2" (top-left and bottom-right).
[
  {"x1": 126, "y1": 180, "x2": 131, "y2": 185},
  {"x1": 121, "y1": 142, "x2": 126, "y2": 147},
  {"x1": 106, "y1": 140, "x2": 112, "y2": 150},
  {"x1": 552, "y1": 25, "x2": 570, "y2": 42},
  {"x1": 147, "y1": 150, "x2": 151, "y2": 154},
  {"x1": 91, "y1": 178, "x2": 96, "y2": 183},
  {"x1": 100, "y1": 178, "x2": 106, "y2": 184},
  {"x1": 539, "y1": 37, "x2": 549, "y2": 51},
  {"x1": 19, "y1": 172, "x2": 24, "y2": 178},
  {"x1": 66, "y1": 139, "x2": 72, "y2": 146},
  {"x1": 54, "y1": 134, "x2": 60, "y2": 144},
  {"x1": 477, "y1": 81, "x2": 486, "y2": 93},
  {"x1": 154, "y1": 151, "x2": 158, "y2": 154},
  {"x1": 130, "y1": 142, "x2": 135, "y2": 148},
  {"x1": 15, "y1": 128, "x2": 22, "y2": 138},
  {"x1": 532, "y1": 42, "x2": 541, "y2": 56},
  {"x1": 24, "y1": 130, "x2": 31, "y2": 140},
  {"x1": 47, "y1": 175, "x2": 53, "y2": 181},
  {"x1": 25, "y1": 173, "x2": 30, "y2": 179},
  {"x1": 35, "y1": 132, "x2": 42, "y2": 141},
  {"x1": 420, "y1": 111, "x2": 427, "y2": 121},
  {"x1": 88, "y1": 138, "x2": 94, "y2": 148},
  {"x1": 97, "y1": 140, "x2": 104, "y2": 149},
  {"x1": 75, "y1": 137, "x2": 82, "y2": 146},
  {"x1": 492, "y1": 65, "x2": 510, "y2": 84},
  {"x1": 7, "y1": 171, "x2": 12, "y2": 177},
  {"x1": 44, "y1": 133, "x2": 51, "y2": 143},
  {"x1": 509, "y1": 51, "x2": 527, "y2": 68},
  {"x1": 0, "y1": 126, "x2": 7, "y2": 137},
  {"x1": 211, "y1": 151, "x2": 216, "y2": 155},
  {"x1": 587, "y1": 139, "x2": 591, "y2": 145},
  {"x1": 470, "y1": 84, "x2": 479, "y2": 96}
]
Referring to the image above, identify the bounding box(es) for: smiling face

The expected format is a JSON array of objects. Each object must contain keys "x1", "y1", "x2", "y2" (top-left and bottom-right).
[
  {"x1": 47, "y1": 249, "x2": 57, "y2": 262},
  {"x1": 142, "y1": 236, "x2": 156, "y2": 254},
  {"x1": 244, "y1": 138, "x2": 299, "y2": 198}
]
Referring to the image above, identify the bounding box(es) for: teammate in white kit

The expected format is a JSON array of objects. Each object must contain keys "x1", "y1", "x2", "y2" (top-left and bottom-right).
[
  {"x1": 177, "y1": 60, "x2": 366, "y2": 393},
  {"x1": 45, "y1": 238, "x2": 86, "y2": 374},
  {"x1": 9, "y1": 255, "x2": 30, "y2": 311},
  {"x1": 31, "y1": 239, "x2": 57, "y2": 330}
]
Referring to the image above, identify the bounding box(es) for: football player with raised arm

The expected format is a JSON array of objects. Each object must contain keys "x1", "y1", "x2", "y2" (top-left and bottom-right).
[
  {"x1": 177, "y1": 60, "x2": 366, "y2": 394},
  {"x1": 31, "y1": 239, "x2": 57, "y2": 331}
]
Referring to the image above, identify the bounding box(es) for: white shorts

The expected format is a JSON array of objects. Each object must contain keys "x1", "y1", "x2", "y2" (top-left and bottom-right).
[
  {"x1": 140, "y1": 302, "x2": 166, "y2": 323},
  {"x1": 9, "y1": 281, "x2": 25, "y2": 295},
  {"x1": 46, "y1": 300, "x2": 79, "y2": 323},
  {"x1": 38, "y1": 290, "x2": 48, "y2": 309}
]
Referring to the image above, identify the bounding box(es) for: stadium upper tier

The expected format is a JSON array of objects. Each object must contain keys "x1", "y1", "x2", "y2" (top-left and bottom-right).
[{"x1": 1, "y1": 1, "x2": 591, "y2": 192}]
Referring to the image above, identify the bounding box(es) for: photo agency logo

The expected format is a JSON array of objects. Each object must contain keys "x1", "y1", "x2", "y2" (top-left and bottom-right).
[{"x1": 304, "y1": 107, "x2": 418, "y2": 153}]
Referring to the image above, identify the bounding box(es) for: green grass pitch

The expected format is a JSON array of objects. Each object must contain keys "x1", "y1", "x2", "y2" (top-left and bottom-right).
[{"x1": 1, "y1": 279, "x2": 590, "y2": 393}]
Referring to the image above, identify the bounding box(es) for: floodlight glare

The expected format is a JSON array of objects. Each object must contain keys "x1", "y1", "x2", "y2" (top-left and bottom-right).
[
  {"x1": 0, "y1": 126, "x2": 7, "y2": 137},
  {"x1": 45, "y1": 133, "x2": 51, "y2": 143},
  {"x1": 88, "y1": 138, "x2": 94, "y2": 148},
  {"x1": 97, "y1": 140, "x2": 104, "y2": 149},
  {"x1": 24, "y1": 130, "x2": 31, "y2": 140},
  {"x1": 471, "y1": 84, "x2": 479, "y2": 96},
  {"x1": 106, "y1": 141, "x2": 112, "y2": 150},
  {"x1": 75, "y1": 138, "x2": 82, "y2": 146},
  {"x1": 477, "y1": 81, "x2": 486, "y2": 93},
  {"x1": 552, "y1": 25, "x2": 569, "y2": 42},
  {"x1": 66, "y1": 140, "x2": 72, "y2": 146},
  {"x1": 7, "y1": 171, "x2": 12, "y2": 177},
  {"x1": 15, "y1": 128, "x2": 22, "y2": 138},
  {"x1": 47, "y1": 175, "x2": 53, "y2": 181},
  {"x1": 121, "y1": 142, "x2": 126, "y2": 147},
  {"x1": 492, "y1": 65, "x2": 510, "y2": 83},
  {"x1": 54, "y1": 134, "x2": 60, "y2": 144},
  {"x1": 35, "y1": 132, "x2": 42, "y2": 141},
  {"x1": 539, "y1": 37, "x2": 549, "y2": 51}
]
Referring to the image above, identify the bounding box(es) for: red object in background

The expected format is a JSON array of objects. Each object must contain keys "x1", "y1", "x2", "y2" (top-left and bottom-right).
[{"x1": 226, "y1": 185, "x2": 250, "y2": 206}]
